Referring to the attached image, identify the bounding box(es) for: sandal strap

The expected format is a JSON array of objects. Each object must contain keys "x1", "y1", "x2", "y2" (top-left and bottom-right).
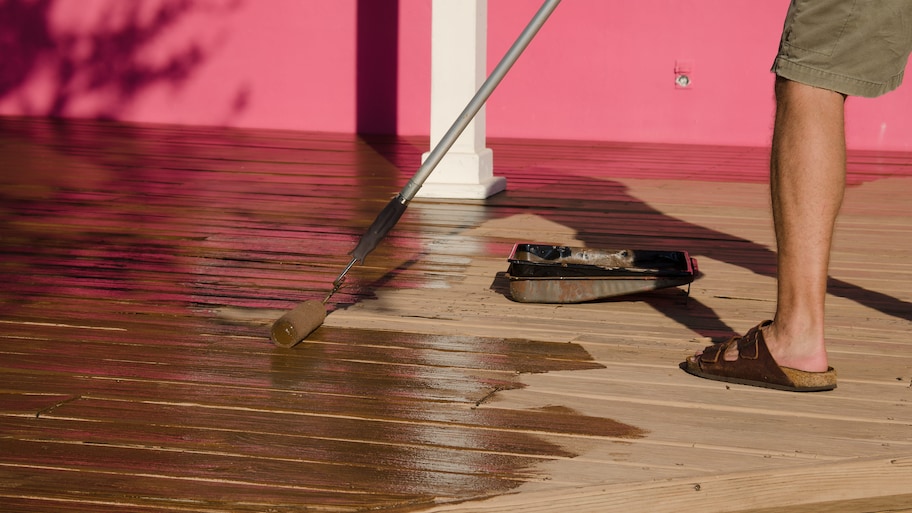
[
  {"x1": 699, "y1": 335, "x2": 737, "y2": 364},
  {"x1": 696, "y1": 320, "x2": 793, "y2": 386},
  {"x1": 735, "y1": 320, "x2": 773, "y2": 360}
]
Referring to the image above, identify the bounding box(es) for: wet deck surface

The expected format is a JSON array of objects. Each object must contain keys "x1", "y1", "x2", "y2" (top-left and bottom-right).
[{"x1": 1, "y1": 116, "x2": 911, "y2": 512}]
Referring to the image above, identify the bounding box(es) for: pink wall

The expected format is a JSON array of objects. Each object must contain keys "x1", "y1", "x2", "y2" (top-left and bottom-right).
[
  {"x1": 0, "y1": 0, "x2": 360, "y2": 130},
  {"x1": 2, "y1": 0, "x2": 911, "y2": 150}
]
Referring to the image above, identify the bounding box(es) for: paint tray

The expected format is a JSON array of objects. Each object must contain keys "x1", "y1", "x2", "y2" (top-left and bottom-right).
[{"x1": 506, "y1": 243, "x2": 699, "y2": 303}]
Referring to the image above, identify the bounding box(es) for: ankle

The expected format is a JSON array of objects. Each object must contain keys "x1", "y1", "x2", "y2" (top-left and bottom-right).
[{"x1": 762, "y1": 319, "x2": 830, "y2": 372}]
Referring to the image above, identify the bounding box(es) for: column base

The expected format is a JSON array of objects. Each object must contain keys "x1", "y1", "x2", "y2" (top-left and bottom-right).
[
  {"x1": 414, "y1": 175, "x2": 506, "y2": 200},
  {"x1": 415, "y1": 149, "x2": 506, "y2": 199}
]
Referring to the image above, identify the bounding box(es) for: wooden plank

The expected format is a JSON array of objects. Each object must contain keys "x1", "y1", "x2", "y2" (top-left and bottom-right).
[
  {"x1": 0, "y1": 465, "x2": 428, "y2": 513},
  {"x1": 423, "y1": 456, "x2": 912, "y2": 513}
]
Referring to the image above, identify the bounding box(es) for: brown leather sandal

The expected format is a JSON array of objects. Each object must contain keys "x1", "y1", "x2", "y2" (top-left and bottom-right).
[{"x1": 681, "y1": 320, "x2": 837, "y2": 392}]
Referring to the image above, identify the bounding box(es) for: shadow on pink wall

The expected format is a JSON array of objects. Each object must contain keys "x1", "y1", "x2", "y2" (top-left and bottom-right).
[
  {"x1": 0, "y1": 0, "x2": 401, "y2": 134},
  {"x1": 0, "y1": 0, "x2": 245, "y2": 120},
  {"x1": 3, "y1": 0, "x2": 912, "y2": 152},
  {"x1": 356, "y1": 0, "x2": 398, "y2": 135}
]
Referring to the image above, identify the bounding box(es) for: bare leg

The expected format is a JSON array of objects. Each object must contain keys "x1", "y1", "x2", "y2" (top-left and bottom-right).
[{"x1": 750, "y1": 77, "x2": 847, "y2": 372}]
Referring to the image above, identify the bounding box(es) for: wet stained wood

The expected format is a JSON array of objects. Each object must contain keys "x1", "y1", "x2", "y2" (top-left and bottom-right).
[{"x1": 1, "y1": 115, "x2": 911, "y2": 512}]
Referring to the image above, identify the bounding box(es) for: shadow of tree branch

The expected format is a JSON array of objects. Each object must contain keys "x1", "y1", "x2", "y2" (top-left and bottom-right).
[{"x1": 0, "y1": 0, "x2": 240, "y2": 118}]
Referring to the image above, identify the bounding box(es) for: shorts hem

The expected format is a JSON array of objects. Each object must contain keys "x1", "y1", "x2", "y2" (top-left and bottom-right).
[{"x1": 772, "y1": 57, "x2": 905, "y2": 98}]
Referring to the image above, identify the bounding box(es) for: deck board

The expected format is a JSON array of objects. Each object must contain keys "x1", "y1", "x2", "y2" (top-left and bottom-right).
[{"x1": 1, "y1": 115, "x2": 911, "y2": 512}]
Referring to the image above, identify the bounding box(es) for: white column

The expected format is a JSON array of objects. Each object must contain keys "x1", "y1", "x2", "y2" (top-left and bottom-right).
[{"x1": 417, "y1": 0, "x2": 506, "y2": 199}]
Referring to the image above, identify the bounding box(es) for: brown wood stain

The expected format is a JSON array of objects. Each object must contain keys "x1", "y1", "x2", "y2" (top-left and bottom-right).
[
  {"x1": 1, "y1": 319, "x2": 642, "y2": 511},
  {"x1": 0, "y1": 117, "x2": 643, "y2": 508}
]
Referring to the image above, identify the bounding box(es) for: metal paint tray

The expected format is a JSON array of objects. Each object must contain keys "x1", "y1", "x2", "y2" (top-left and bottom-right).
[{"x1": 506, "y1": 243, "x2": 699, "y2": 303}]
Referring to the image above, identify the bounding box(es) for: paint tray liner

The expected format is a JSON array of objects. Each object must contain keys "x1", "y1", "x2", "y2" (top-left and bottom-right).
[{"x1": 506, "y1": 243, "x2": 699, "y2": 303}]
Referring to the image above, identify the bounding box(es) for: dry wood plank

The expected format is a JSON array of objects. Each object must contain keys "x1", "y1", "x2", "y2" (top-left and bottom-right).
[{"x1": 423, "y1": 456, "x2": 912, "y2": 513}]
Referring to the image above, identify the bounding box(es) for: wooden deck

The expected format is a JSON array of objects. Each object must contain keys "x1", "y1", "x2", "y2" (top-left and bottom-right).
[{"x1": 1, "y1": 115, "x2": 911, "y2": 512}]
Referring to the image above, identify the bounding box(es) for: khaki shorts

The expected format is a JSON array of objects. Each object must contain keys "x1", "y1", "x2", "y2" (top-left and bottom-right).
[{"x1": 771, "y1": 0, "x2": 912, "y2": 97}]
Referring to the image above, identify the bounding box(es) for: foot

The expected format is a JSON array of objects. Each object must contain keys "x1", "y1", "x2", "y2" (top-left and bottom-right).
[
  {"x1": 708, "y1": 320, "x2": 829, "y2": 373},
  {"x1": 755, "y1": 320, "x2": 830, "y2": 373}
]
